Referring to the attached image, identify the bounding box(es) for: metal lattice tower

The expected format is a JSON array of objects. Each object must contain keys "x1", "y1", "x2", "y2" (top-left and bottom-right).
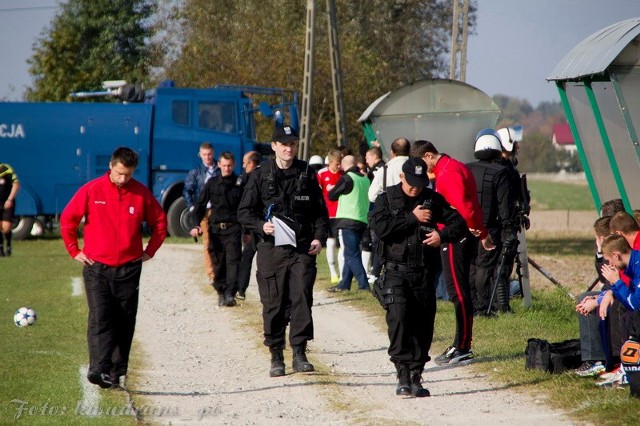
[
  {"x1": 299, "y1": 0, "x2": 317, "y2": 161},
  {"x1": 300, "y1": 0, "x2": 347, "y2": 160},
  {"x1": 327, "y1": 0, "x2": 347, "y2": 148}
]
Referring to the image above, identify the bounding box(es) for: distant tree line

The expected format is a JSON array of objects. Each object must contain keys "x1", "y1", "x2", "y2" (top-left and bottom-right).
[
  {"x1": 26, "y1": 0, "x2": 582, "y2": 173},
  {"x1": 26, "y1": 0, "x2": 474, "y2": 156},
  {"x1": 155, "y1": 0, "x2": 474, "y2": 156},
  {"x1": 493, "y1": 95, "x2": 581, "y2": 173}
]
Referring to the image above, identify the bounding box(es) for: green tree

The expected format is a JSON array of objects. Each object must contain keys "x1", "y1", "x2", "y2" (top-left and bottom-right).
[
  {"x1": 26, "y1": 0, "x2": 154, "y2": 101},
  {"x1": 495, "y1": 96, "x2": 575, "y2": 173},
  {"x1": 159, "y1": 0, "x2": 471, "y2": 156},
  {"x1": 494, "y1": 95, "x2": 534, "y2": 122},
  {"x1": 560, "y1": 150, "x2": 584, "y2": 173},
  {"x1": 517, "y1": 131, "x2": 564, "y2": 173}
]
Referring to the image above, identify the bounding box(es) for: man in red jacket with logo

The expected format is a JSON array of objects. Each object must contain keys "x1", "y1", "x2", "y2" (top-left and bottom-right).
[{"x1": 61, "y1": 146, "x2": 167, "y2": 389}]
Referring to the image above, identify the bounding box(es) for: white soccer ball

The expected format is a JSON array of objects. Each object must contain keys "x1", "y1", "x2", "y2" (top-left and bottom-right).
[{"x1": 14, "y1": 307, "x2": 37, "y2": 327}]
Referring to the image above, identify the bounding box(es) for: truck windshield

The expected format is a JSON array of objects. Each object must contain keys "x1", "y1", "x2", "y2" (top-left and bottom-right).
[{"x1": 198, "y1": 101, "x2": 236, "y2": 134}]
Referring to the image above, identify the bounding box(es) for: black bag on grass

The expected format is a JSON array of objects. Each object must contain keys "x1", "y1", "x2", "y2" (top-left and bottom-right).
[{"x1": 525, "y1": 338, "x2": 581, "y2": 373}]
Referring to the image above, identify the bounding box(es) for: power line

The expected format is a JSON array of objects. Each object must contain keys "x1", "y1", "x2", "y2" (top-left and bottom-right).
[{"x1": 0, "y1": 6, "x2": 58, "y2": 13}]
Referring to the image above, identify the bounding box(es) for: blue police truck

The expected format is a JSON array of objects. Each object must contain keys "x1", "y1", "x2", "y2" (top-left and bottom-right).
[{"x1": 1, "y1": 82, "x2": 298, "y2": 239}]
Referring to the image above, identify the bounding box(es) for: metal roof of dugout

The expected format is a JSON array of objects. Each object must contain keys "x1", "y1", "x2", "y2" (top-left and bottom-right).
[
  {"x1": 547, "y1": 17, "x2": 640, "y2": 212},
  {"x1": 358, "y1": 79, "x2": 500, "y2": 164}
]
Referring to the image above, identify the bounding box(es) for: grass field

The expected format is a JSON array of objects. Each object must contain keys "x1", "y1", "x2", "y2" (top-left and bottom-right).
[
  {"x1": 527, "y1": 177, "x2": 595, "y2": 211},
  {"x1": 0, "y1": 237, "x2": 137, "y2": 425}
]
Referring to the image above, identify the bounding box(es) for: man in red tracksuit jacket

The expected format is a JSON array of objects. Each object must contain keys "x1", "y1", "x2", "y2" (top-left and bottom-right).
[
  {"x1": 61, "y1": 146, "x2": 167, "y2": 389},
  {"x1": 412, "y1": 140, "x2": 492, "y2": 365}
]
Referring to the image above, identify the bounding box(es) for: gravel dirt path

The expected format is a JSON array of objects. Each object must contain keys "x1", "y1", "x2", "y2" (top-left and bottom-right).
[{"x1": 130, "y1": 244, "x2": 576, "y2": 425}]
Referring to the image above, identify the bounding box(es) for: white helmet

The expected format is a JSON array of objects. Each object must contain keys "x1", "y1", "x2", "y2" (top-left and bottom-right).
[
  {"x1": 309, "y1": 155, "x2": 324, "y2": 167},
  {"x1": 474, "y1": 128, "x2": 502, "y2": 160},
  {"x1": 497, "y1": 127, "x2": 518, "y2": 152}
]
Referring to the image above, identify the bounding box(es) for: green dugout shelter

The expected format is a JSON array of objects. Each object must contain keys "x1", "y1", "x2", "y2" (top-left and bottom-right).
[
  {"x1": 548, "y1": 17, "x2": 640, "y2": 213},
  {"x1": 357, "y1": 79, "x2": 500, "y2": 163}
]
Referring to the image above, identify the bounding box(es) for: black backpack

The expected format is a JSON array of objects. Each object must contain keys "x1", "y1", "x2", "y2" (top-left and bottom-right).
[{"x1": 525, "y1": 338, "x2": 582, "y2": 373}]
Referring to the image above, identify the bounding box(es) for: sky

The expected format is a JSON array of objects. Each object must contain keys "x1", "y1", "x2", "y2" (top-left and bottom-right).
[{"x1": 1, "y1": 0, "x2": 640, "y2": 105}]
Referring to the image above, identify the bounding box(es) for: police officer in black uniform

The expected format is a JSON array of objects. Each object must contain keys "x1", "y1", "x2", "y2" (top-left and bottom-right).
[
  {"x1": 237, "y1": 125, "x2": 328, "y2": 377},
  {"x1": 369, "y1": 157, "x2": 466, "y2": 397},
  {"x1": 191, "y1": 151, "x2": 244, "y2": 307},
  {"x1": 236, "y1": 151, "x2": 261, "y2": 300},
  {"x1": 497, "y1": 127, "x2": 531, "y2": 310},
  {"x1": 496, "y1": 127, "x2": 530, "y2": 222},
  {"x1": 467, "y1": 129, "x2": 515, "y2": 315}
]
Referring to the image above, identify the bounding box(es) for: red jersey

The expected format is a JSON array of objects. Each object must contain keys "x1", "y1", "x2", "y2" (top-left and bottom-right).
[
  {"x1": 620, "y1": 232, "x2": 640, "y2": 285},
  {"x1": 432, "y1": 154, "x2": 486, "y2": 237},
  {"x1": 317, "y1": 166, "x2": 343, "y2": 218},
  {"x1": 61, "y1": 172, "x2": 167, "y2": 267}
]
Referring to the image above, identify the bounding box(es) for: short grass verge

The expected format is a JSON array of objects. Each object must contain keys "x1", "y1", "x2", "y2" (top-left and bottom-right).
[{"x1": 0, "y1": 238, "x2": 135, "y2": 424}]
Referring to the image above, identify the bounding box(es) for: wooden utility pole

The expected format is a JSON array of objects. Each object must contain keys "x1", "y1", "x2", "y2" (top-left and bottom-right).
[{"x1": 449, "y1": 0, "x2": 469, "y2": 81}]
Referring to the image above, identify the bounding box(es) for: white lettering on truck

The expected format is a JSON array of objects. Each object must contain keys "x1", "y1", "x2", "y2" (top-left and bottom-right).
[{"x1": 0, "y1": 124, "x2": 26, "y2": 138}]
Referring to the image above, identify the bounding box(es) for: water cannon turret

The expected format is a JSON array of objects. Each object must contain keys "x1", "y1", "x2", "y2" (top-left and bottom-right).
[{"x1": 69, "y1": 80, "x2": 145, "y2": 102}]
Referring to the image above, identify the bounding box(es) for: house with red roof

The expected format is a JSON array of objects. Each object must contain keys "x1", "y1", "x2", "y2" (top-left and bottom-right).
[{"x1": 552, "y1": 123, "x2": 576, "y2": 153}]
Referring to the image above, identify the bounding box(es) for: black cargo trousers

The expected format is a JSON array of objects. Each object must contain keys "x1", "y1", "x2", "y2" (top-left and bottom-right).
[
  {"x1": 255, "y1": 240, "x2": 317, "y2": 349},
  {"x1": 209, "y1": 223, "x2": 242, "y2": 297},
  {"x1": 440, "y1": 235, "x2": 476, "y2": 351},
  {"x1": 83, "y1": 260, "x2": 142, "y2": 378},
  {"x1": 381, "y1": 264, "x2": 436, "y2": 370},
  {"x1": 623, "y1": 311, "x2": 640, "y2": 397}
]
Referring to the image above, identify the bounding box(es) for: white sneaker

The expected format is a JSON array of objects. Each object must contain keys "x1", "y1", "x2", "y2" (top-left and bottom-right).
[
  {"x1": 574, "y1": 361, "x2": 605, "y2": 377},
  {"x1": 434, "y1": 346, "x2": 474, "y2": 365},
  {"x1": 596, "y1": 366, "x2": 625, "y2": 387}
]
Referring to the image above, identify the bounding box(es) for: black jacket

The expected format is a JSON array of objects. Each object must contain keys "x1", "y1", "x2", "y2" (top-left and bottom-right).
[
  {"x1": 368, "y1": 160, "x2": 385, "y2": 182},
  {"x1": 368, "y1": 184, "x2": 466, "y2": 267},
  {"x1": 193, "y1": 173, "x2": 244, "y2": 225},
  {"x1": 237, "y1": 158, "x2": 329, "y2": 248},
  {"x1": 467, "y1": 160, "x2": 515, "y2": 241}
]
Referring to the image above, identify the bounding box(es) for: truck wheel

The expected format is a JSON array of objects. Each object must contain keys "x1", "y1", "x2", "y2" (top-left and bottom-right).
[
  {"x1": 11, "y1": 216, "x2": 35, "y2": 241},
  {"x1": 167, "y1": 197, "x2": 192, "y2": 238}
]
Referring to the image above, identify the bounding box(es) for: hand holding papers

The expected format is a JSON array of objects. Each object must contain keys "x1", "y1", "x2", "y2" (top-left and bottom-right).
[{"x1": 272, "y1": 213, "x2": 301, "y2": 247}]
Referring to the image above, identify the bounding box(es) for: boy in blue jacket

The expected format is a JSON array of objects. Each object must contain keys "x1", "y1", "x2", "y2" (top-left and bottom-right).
[{"x1": 600, "y1": 234, "x2": 640, "y2": 397}]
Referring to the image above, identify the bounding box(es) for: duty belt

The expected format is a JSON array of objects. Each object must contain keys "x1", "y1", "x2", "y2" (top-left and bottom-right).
[
  {"x1": 385, "y1": 262, "x2": 423, "y2": 273},
  {"x1": 214, "y1": 222, "x2": 237, "y2": 230}
]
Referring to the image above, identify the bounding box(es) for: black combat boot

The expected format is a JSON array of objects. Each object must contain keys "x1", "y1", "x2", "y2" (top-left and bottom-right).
[
  {"x1": 395, "y1": 364, "x2": 411, "y2": 396},
  {"x1": 410, "y1": 369, "x2": 430, "y2": 398},
  {"x1": 269, "y1": 347, "x2": 285, "y2": 377},
  {"x1": 292, "y1": 343, "x2": 314, "y2": 372},
  {"x1": 224, "y1": 293, "x2": 237, "y2": 307}
]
